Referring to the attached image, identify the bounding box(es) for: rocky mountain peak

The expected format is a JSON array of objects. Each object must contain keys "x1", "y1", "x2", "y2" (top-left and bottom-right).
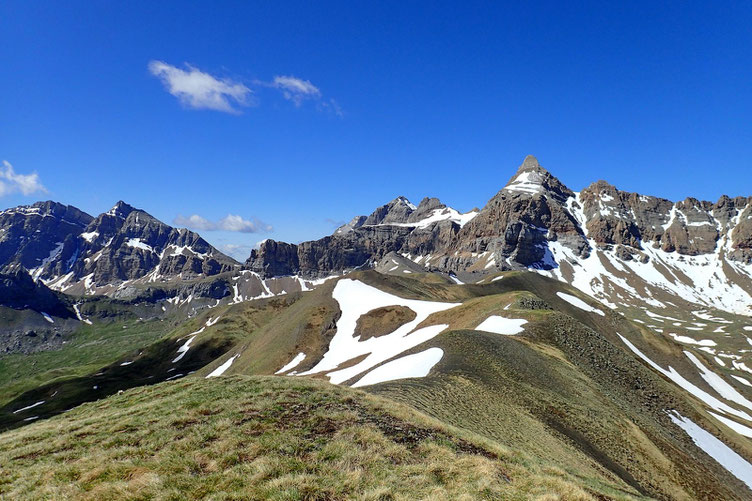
[
  {"x1": 394, "y1": 196, "x2": 416, "y2": 209},
  {"x1": 518, "y1": 154, "x2": 543, "y2": 172},
  {"x1": 500, "y1": 156, "x2": 573, "y2": 203},
  {"x1": 106, "y1": 201, "x2": 135, "y2": 219},
  {"x1": 406, "y1": 197, "x2": 446, "y2": 223},
  {"x1": 334, "y1": 215, "x2": 367, "y2": 235},
  {"x1": 362, "y1": 196, "x2": 416, "y2": 226}
]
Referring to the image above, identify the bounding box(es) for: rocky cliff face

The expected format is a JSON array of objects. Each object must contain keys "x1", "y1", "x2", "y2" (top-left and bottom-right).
[
  {"x1": 245, "y1": 155, "x2": 752, "y2": 315},
  {"x1": 0, "y1": 201, "x2": 239, "y2": 294},
  {"x1": 0, "y1": 201, "x2": 93, "y2": 279}
]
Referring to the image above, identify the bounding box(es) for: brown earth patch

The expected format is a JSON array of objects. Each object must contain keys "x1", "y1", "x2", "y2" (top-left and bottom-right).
[{"x1": 354, "y1": 306, "x2": 416, "y2": 341}]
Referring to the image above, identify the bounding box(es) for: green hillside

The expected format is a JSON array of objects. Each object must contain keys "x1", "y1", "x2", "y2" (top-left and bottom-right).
[{"x1": 0, "y1": 375, "x2": 630, "y2": 500}]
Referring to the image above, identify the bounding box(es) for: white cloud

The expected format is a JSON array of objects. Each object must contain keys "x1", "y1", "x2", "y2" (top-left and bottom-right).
[
  {"x1": 173, "y1": 214, "x2": 272, "y2": 233},
  {"x1": 148, "y1": 60, "x2": 251, "y2": 114},
  {"x1": 272, "y1": 75, "x2": 322, "y2": 106},
  {"x1": 0, "y1": 161, "x2": 47, "y2": 198}
]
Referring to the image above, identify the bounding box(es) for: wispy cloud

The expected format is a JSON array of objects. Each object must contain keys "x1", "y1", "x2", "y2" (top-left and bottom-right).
[
  {"x1": 148, "y1": 60, "x2": 252, "y2": 114},
  {"x1": 0, "y1": 161, "x2": 47, "y2": 198},
  {"x1": 173, "y1": 214, "x2": 272, "y2": 233},
  {"x1": 149, "y1": 60, "x2": 343, "y2": 116},
  {"x1": 217, "y1": 243, "x2": 254, "y2": 261},
  {"x1": 272, "y1": 76, "x2": 321, "y2": 106},
  {"x1": 320, "y1": 98, "x2": 345, "y2": 118}
]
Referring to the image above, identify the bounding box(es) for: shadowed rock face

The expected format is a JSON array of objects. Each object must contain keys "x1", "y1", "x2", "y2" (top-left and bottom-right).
[
  {"x1": 0, "y1": 264, "x2": 72, "y2": 317},
  {"x1": 0, "y1": 201, "x2": 239, "y2": 291},
  {"x1": 0, "y1": 201, "x2": 93, "y2": 273}
]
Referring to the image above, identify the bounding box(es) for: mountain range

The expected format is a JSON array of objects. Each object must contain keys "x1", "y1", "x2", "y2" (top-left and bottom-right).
[{"x1": 2, "y1": 156, "x2": 752, "y2": 499}]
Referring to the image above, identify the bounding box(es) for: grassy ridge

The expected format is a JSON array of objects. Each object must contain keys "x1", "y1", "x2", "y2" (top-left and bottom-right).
[{"x1": 0, "y1": 376, "x2": 607, "y2": 500}]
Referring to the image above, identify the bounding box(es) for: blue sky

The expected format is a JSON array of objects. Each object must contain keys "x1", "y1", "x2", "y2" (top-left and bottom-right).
[{"x1": 1, "y1": 1, "x2": 751, "y2": 260}]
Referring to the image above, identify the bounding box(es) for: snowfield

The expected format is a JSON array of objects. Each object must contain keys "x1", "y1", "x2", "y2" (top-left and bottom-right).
[
  {"x1": 475, "y1": 316, "x2": 528, "y2": 335},
  {"x1": 206, "y1": 354, "x2": 239, "y2": 378},
  {"x1": 275, "y1": 352, "x2": 307, "y2": 374},
  {"x1": 669, "y1": 410, "x2": 752, "y2": 489},
  {"x1": 556, "y1": 292, "x2": 605, "y2": 316},
  {"x1": 618, "y1": 334, "x2": 752, "y2": 421},
  {"x1": 298, "y1": 279, "x2": 460, "y2": 385},
  {"x1": 352, "y1": 347, "x2": 444, "y2": 388}
]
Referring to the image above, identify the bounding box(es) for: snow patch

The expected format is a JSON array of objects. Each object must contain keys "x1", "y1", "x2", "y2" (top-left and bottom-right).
[
  {"x1": 668, "y1": 334, "x2": 716, "y2": 347},
  {"x1": 81, "y1": 231, "x2": 99, "y2": 243},
  {"x1": 206, "y1": 354, "x2": 239, "y2": 378},
  {"x1": 126, "y1": 238, "x2": 155, "y2": 253},
  {"x1": 73, "y1": 304, "x2": 93, "y2": 325},
  {"x1": 618, "y1": 334, "x2": 752, "y2": 421},
  {"x1": 709, "y1": 412, "x2": 752, "y2": 438},
  {"x1": 172, "y1": 327, "x2": 205, "y2": 363},
  {"x1": 556, "y1": 292, "x2": 605, "y2": 316},
  {"x1": 275, "y1": 352, "x2": 307, "y2": 374},
  {"x1": 668, "y1": 410, "x2": 752, "y2": 490},
  {"x1": 13, "y1": 401, "x2": 44, "y2": 414},
  {"x1": 352, "y1": 347, "x2": 444, "y2": 388},
  {"x1": 297, "y1": 279, "x2": 460, "y2": 385},
  {"x1": 475, "y1": 316, "x2": 528, "y2": 335}
]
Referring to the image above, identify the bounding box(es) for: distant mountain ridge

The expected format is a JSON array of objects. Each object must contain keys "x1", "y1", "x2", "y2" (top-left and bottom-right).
[
  {"x1": 248, "y1": 155, "x2": 752, "y2": 315},
  {"x1": 3, "y1": 155, "x2": 752, "y2": 315},
  {"x1": 0, "y1": 200, "x2": 238, "y2": 295}
]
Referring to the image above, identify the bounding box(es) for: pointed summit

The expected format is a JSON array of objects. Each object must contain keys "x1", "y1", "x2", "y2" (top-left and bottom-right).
[
  {"x1": 106, "y1": 201, "x2": 136, "y2": 219},
  {"x1": 519, "y1": 154, "x2": 543, "y2": 172},
  {"x1": 502, "y1": 155, "x2": 573, "y2": 202}
]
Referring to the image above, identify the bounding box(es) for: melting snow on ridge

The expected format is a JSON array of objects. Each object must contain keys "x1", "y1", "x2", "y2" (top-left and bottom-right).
[
  {"x1": 297, "y1": 279, "x2": 460, "y2": 384},
  {"x1": 126, "y1": 238, "x2": 154, "y2": 253},
  {"x1": 709, "y1": 411, "x2": 752, "y2": 438},
  {"x1": 73, "y1": 304, "x2": 93, "y2": 325},
  {"x1": 28, "y1": 241, "x2": 64, "y2": 280},
  {"x1": 503, "y1": 170, "x2": 545, "y2": 195},
  {"x1": 385, "y1": 207, "x2": 478, "y2": 229},
  {"x1": 275, "y1": 352, "x2": 307, "y2": 374},
  {"x1": 618, "y1": 334, "x2": 752, "y2": 421},
  {"x1": 556, "y1": 292, "x2": 605, "y2": 316},
  {"x1": 352, "y1": 347, "x2": 444, "y2": 388},
  {"x1": 668, "y1": 410, "x2": 752, "y2": 489},
  {"x1": 13, "y1": 401, "x2": 44, "y2": 414},
  {"x1": 475, "y1": 316, "x2": 528, "y2": 335},
  {"x1": 669, "y1": 334, "x2": 716, "y2": 347},
  {"x1": 206, "y1": 354, "x2": 239, "y2": 378},
  {"x1": 685, "y1": 351, "x2": 752, "y2": 413},
  {"x1": 535, "y1": 193, "x2": 752, "y2": 316},
  {"x1": 172, "y1": 327, "x2": 205, "y2": 363}
]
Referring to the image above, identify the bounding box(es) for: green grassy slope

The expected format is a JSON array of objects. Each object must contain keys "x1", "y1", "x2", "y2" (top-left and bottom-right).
[
  {"x1": 0, "y1": 376, "x2": 623, "y2": 500},
  {"x1": 207, "y1": 271, "x2": 752, "y2": 499},
  {"x1": 0, "y1": 316, "x2": 172, "y2": 407},
  {"x1": 4, "y1": 269, "x2": 752, "y2": 499},
  {"x1": 0, "y1": 294, "x2": 301, "y2": 430}
]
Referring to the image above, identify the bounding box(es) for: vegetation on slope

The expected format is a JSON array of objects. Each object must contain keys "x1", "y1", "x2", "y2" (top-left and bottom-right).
[{"x1": 0, "y1": 375, "x2": 615, "y2": 500}]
